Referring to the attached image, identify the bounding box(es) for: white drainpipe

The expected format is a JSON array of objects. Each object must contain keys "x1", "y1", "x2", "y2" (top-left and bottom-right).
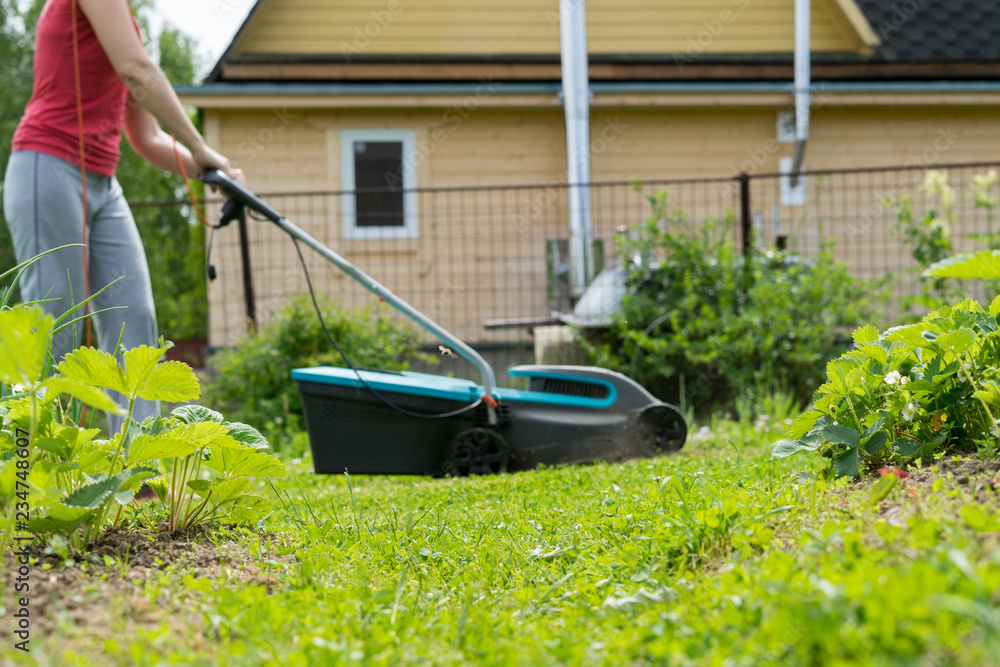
[
  {"x1": 791, "y1": 0, "x2": 810, "y2": 186},
  {"x1": 559, "y1": 0, "x2": 594, "y2": 297}
]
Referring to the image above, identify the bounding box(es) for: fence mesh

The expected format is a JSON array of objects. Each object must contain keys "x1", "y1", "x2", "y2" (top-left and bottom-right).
[{"x1": 128, "y1": 161, "x2": 999, "y2": 381}]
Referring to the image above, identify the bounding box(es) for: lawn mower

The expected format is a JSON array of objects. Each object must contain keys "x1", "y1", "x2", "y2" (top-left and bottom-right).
[{"x1": 202, "y1": 170, "x2": 687, "y2": 476}]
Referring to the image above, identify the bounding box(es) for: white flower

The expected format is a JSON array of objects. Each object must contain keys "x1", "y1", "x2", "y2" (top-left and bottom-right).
[
  {"x1": 971, "y1": 169, "x2": 998, "y2": 208},
  {"x1": 884, "y1": 371, "x2": 902, "y2": 386},
  {"x1": 958, "y1": 363, "x2": 973, "y2": 384},
  {"x1": 902, "y1": 403, "x2": 917, "y2": 422},
  {"x1": 10, "y1": 383, "x2": 25, "y2": 394},
  {"x1": 900, "y1": 376, "x2": 910, "y2": 386}
]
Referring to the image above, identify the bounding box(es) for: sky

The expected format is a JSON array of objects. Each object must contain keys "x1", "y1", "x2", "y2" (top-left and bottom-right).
[{"x1": 150, "y1": 0, "x2": 256, "y2": 79}]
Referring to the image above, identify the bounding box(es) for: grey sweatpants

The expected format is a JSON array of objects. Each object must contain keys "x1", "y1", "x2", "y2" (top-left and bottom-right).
[{"x1": 3, "y1": 150, "x2": 160, "y2": 433}]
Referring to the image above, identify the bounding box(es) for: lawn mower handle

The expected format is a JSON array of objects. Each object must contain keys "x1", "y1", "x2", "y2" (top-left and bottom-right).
[{"x1": 200, "y1": 169, "x2": 500, "y2": 405}]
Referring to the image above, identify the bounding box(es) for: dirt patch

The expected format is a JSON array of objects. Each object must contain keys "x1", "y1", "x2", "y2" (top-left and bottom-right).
[{"x1": 2, "y1": 526, "x2": 296, "y2": 644}]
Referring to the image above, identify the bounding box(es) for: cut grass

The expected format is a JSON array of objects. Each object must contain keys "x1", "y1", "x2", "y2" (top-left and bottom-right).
[{"x1": 2, "y1": 420, "x2": 999, "y2": 666}]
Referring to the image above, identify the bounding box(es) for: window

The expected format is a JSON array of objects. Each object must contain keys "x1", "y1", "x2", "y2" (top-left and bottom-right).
[{"x1": 341, "y1": 129, "x2": 418, "y2": 239}]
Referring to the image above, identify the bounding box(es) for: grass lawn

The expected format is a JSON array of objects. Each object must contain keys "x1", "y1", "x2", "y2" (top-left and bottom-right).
[{"x1": 3, "y1": 417, "x2": 999, "y2": 666}]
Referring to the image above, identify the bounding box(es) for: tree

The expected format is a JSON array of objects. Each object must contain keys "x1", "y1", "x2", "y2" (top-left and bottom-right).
[
  {"x1": 0, "y1": 0, "x2": 39, "y2": 276},
  {"x1": 0, "y1": 2, "x2": 208, "y2": 341}
]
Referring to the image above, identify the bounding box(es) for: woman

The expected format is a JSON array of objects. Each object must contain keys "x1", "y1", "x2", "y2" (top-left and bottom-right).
[{"x1": 3, "y1": 0, "x2": 242, "y2": 432}]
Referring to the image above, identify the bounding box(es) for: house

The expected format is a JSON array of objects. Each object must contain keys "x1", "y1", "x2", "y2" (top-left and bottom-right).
[{"x1": 177, "y1": 0, "x2": 1000, "y2": 352}]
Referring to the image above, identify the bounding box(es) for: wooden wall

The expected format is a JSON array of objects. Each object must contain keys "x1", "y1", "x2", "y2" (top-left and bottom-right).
[
  {"x1": 230, "y1": 0, "x2": 867, "y2": 58},
  {"x1": 204, "y1": 102, "x2": 1000, "y2": 347}
]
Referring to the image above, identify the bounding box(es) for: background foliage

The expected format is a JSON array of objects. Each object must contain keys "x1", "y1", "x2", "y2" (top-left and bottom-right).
[
  {"x1": 581, "y1": 189, "x2": 884, "y2": 413},
  {"x1": 0, "y1": 0, "x2": 207, "y2": 340},
  {"x1": 200, "y1": 295, "x2": 434, "y2": 452}
]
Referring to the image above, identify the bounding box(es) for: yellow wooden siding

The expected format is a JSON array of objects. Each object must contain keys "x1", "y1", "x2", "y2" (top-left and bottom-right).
[
  {"x1": 205, "y1": 104, "x2": 1000, "y2": 346},
  {"x1": 230, "y1": 0, "x2": 864, "y2": 58}
]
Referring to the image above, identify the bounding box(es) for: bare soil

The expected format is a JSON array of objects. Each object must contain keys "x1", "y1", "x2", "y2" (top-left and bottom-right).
[{"x1": 2, "y1": 525, "x2": 295, "y2": 643}]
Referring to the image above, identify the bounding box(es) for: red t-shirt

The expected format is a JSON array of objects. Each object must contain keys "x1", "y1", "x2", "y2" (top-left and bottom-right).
[{"x1": 12, "y1": 0, "x2": 138, "y2": 177}]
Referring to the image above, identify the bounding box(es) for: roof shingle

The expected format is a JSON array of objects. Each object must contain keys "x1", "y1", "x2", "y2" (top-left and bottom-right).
[{"x1": 855, "y1": 0, "x2": 1000, "y2": 62}]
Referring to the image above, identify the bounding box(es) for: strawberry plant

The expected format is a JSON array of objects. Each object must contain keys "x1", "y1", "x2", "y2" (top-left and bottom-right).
[
  {"x1": 773, "y1": 296, "x2": 1000, "y2": 476},
  {"x1": 0, "y1": 302, "x2": 287, "y2": 553}
]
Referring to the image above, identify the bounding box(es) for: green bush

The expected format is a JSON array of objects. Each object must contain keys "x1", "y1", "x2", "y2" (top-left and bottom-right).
[
  {"x1": 200, "y1": 294, "x2": 433, "y2": 451},
  {"x1": 774, "y1": 296, "x2": 1000, "y2": 477},
  {"x1": 580, "y1": 189, "x2": 883, "y2": 412}
]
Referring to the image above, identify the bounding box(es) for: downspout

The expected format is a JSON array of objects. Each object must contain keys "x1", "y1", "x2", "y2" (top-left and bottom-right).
[
  {"x1": 559, "y1": 0, "x2": 594, "y2": 297},
  {"x1": 791, "y1": 0, "x2": 810, "y2": 186}
]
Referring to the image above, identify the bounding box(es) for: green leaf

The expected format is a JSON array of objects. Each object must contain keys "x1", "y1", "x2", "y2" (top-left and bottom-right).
[
  {"x1": 855, "y1": 343, "x2": 888, "y2": 365},
  {"x1": 224, "y1": 422, "x2": 269, "y2": 449},
  {"x1": 123, "y1": 344, "x2": 171, "y2": 397},
  {"x1": 990, "y1": 295, "x2": 1000, "y2": 318},
  {"x1": 863, "y1": 431, "x2": 888, "y2": 456},
  {"x1": 42, "y1": 376, "x2": 123, "y2": 414},
  {"x1": 135, "y1": 360, "x2": 200, "y2": 403},
  {"x1": 772, "y1": 439, "x2": 819, "y2": 458},
  {"x1": 28, "y1": 503, "x2": 92, "y2": 533},
  {"x1": 172, "y1": 405, "x2": 223, "y2": 424},
  {"x1": 936, "y1": 328, "x2": 977, "y2": 355},
  {"x1": 788, "y1": 411, "x2": 822, "y2": 440},
  {"x1": 862, "y1": 414, "x2": 887, "y2": 439},
  {"x1": 883, "y1": 323, "x2": 927, "y2": 346},
  {"x1": 128, "y1": 432, "x2": 200, "y2": 462},
  {"x1": 33, "y1": 425, "x2": 99, "y2": 461},
  {"x1": 148, "y1": 479, "x2": 170, "y2": 503},
  {"x1": 834, "y1": 448, "x2": 859, "y2": 478},
  {"x1": 852, "y1": 324, "x2": 880, "y2": 345},
  {"x1": 894, "y1": 437, "x2": 925, "y2": 458},
  {"x1": 226, "y1": 495, "x2": 271, "y2": 524},
  {"x1": 113, "y1": 489, "x2": 135, "y2": 506},
  {"x1": 0, "y1": 306, "x2": 53, "y2": 387},
  {"x1": 225, "y1": 450, "x2": 288, "y2": 479},
  {"x1": 211, "y1": 477, "x2": 253, "y2": 505},
  {"x1": 187, "y1": 479, "x2": 212, "y2": 497},
  {"x1": 63, "y1": 466, "x2": 156, "y2": 509},
  {"x1": 869, "y1": 473, "x2": 898, "y2": 504},
  {"x1": 924, "y1": 250, "x2": 1000, "y2": 280},
  {"x1": 961, "y1": 505, "x2": 1000, "y2": 532},
  {"x1": 63, "y1": 478, "x2": 120, "y2": 509},
  {"x1": 821, "y1": 424, "x2": 861, "y2": 450},
  {"x1": 973, "y1": 381, "x2": 1000, "y2": 408},
  {"x1": 57, "y1": 346, "x2": 127, "y2": 395}
]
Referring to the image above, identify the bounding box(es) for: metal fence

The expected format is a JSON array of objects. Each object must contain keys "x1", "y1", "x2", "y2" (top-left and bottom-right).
[{"x1": 132, "y1": 160, "x2": 1000, "y2": 379}]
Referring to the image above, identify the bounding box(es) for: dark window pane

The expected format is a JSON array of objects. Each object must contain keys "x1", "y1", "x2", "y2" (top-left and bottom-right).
[{"x1": 354, "y1": 141, "x2": 404, "y2": 227}]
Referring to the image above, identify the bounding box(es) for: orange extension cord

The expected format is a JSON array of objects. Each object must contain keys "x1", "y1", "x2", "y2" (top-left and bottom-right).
[
  {"x1": 70, "y1": 0, "x2": 212, "y2": 354},
  {"x1": 70, "y1": 0, "x2": 91, "y2": 347}
]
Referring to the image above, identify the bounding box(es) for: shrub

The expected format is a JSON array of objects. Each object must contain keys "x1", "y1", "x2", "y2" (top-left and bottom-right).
[
  {"x1": 200, "y1": 294, "x2": 433, "y2": 451},
  {"x1": 579, "y1": 189, "x2": 882, "y2": 412},
  {"x1": 774, "y1": 296, "x2": 1000, "y2": 477}
]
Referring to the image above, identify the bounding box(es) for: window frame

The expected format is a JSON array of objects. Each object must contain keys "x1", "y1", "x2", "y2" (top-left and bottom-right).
[{"x1": 340, "y1": 129, "x2": 419, "y2": 240}]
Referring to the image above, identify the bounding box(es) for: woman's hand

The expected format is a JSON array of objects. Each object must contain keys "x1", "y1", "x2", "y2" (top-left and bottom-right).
[{"x1": 192, "y1": 145, "x2": 246, "y2": 186}]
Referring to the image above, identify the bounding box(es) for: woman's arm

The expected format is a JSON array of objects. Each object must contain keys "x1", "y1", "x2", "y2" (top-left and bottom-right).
[
  {"x1": 77, "y1": 0, "x2": 231, "y2": 174},
  {"x1": 123, "y1": 99, "x2": 198, "y2": 175}
]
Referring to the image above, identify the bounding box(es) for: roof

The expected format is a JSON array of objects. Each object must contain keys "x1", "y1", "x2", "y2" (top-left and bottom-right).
[
  {"x1": 855, "y1": 0, "x2": 1000, "y2": 62},
  {"x1": 203, "y1": 0, "x2": 1000, "y2": 85}
]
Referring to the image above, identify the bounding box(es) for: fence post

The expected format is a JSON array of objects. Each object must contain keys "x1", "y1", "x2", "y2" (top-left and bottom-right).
[
  {"x1": 237, "y1": 209, "x2": 257, "y2": 329},
  {"x1": 738, "y1": 172, "x2": 752, "y2": 258}
]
